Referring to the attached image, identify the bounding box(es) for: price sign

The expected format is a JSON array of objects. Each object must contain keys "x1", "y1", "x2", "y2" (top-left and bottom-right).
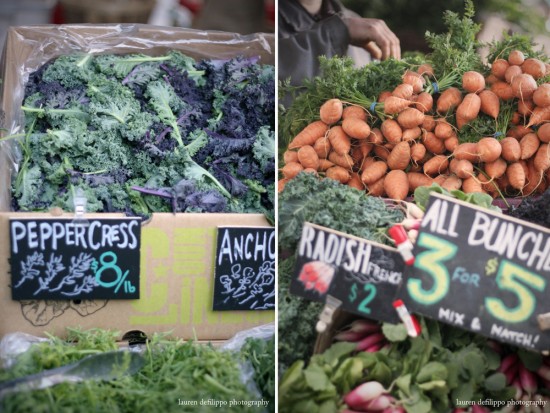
[
  {"x1": 290, "y1": 222, "x2": 402, "y2": 323},
  {"x1": 212, "y1": 226, "x2": 275, "y2": 311},
  {"x1": 10, "y1": 218, "x2": 141, "y2": 300},
  {"x1": 400, "y1": 192, "x2": 550, "y2": 351}
]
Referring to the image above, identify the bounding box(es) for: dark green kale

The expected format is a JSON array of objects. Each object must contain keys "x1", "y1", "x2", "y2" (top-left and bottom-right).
[{"x1": 13, "y1": 51, "x2": 275, "y2": 217}]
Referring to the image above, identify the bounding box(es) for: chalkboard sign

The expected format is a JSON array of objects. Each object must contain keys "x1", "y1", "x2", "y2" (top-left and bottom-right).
[
  {"x1": 213, "y1": 226, "x2": 275, "y2": 311},
  {"x1": 10, "y1": 218, "x2": 141, "y2": 300},
  {"x1": 290, "y1": 222, "x2": 402, "y2": 323},
  {"x1": 400, "y1": 192, "x2": 550, "y2": 351}
]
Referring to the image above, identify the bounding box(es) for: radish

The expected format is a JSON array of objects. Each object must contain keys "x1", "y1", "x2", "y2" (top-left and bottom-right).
[
  {"x1": 472, "y1": 404, "x2": 491, "y2": 413},
  {"x1": 512, "y1": 378, "x2": 524, "y2": 400},
  {"x1": 334, "y1": 330, "x2": 372, "y2": 342},
  {"x1": 364, "y1": 342, "x2": 384, "y2": 353},
  {"x1": 504, "y1": 362, "x2": 519, "y2": 385},
  {"x1": 344, "y1": 381, "x2": 386, "y2": 409},
  {"x1": 356, "y1": 332, "x2": 386, "y2": 351},
  {"x1": 519, "y1": 363, "x2": 538, "y2": 396},
  {"x1": 382, "y1": 407, "x2": 405, "y2": 413},
  {"x1": 498, "y1": 353, "x2": 519, "y2": 373},
  {"x1": 362, "y1": 395, "x2": 393, "y2": 411},
  {"x1": 349, "y1": 319, "x2": 382, "y2": 334}
]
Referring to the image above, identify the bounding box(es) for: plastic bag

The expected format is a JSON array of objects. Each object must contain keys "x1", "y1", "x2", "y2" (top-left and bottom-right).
[
  {"x1": 0, "y1": 332, "x2": 48, "y2": 369},
  {"x1": 0, "y1": 23, "x2": 274, "y2": 211}
]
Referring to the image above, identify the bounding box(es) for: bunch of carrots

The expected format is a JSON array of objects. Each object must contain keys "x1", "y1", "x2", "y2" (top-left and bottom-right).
[{"x1": 280, "y1": 51, "x2": 550, "y2": 201}]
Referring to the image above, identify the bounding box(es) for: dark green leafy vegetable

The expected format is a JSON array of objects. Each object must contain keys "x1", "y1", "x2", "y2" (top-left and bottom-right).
[
  {"x1": 240, "y1": 337, "x2": 275, "y2": 413},
  {"x1": 278, "y1": 173, "x2": 404, "y2": 251}
]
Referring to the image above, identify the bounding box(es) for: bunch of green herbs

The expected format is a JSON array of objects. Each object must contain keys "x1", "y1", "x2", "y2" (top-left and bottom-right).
[{"x1": 0, "y1": 328, "x2": 271, "y2": 413}]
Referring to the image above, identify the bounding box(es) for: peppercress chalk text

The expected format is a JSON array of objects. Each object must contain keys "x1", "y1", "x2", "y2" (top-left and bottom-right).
[{"x1": 11, "y1": 220, "x2": 140, "y2": 253}]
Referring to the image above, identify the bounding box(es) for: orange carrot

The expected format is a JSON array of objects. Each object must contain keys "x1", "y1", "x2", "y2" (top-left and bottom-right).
[
  {"x1": 484, "y1": 157, "x2": 507, "y2": 179},
  {"x1": 534, "y1": 143, "x2": 550, "y2": 172},
  {"x1": 415, "y1": 92, "x2": 434, "y2": 113},
  {"x1": 297, "y1": 145, "x2": 320, "y2": 170},
  {"x1": 521, "y1": 58, "x2": 546, "y2": 80},
  {"x1": 508, "y1": 50, "x2": 525, "y2": 66},
  {"x1": 422, "y1": 115, "x2": 436, "y2": 132},
  {"x1": 491, "y1": 59, "x2": 509, "y2": 79},
  {"x1": 478, "y1": 173, "x2": 499, "y2": 196},
  {"x1": 347, "y1": 172, "x2": 365, "y2": 190},
  {"x1": 328, "y1": 126, "x2": 352, "y2": 155},
  {"x1": 342, "y1": 105, "x2": 368, "y2": 121},
  {"x1": 403, "y1": 70, "x2": 425, "y2": 93},
  {"x1": 367, "y1": 177, "x2": 385, "y2": 196},
  {"x1": 373, "y1": 145, "x2": 391, "y2": 161},
  {"x1": 359, "y1": 140, "x2": 374, "y2": 157},
  {"x1": 369, "y1": 127, "x2": 384, "y2": 145},
  {"x1": 387, "y1": 141, "x2": 411, "y2": 170},
  {"x1": 500, "y1": 137, "x2": 521, "y2": 163},
  {"x1": 508, "y1": 125, "x2": 533, "y2": 139},
  {"x1": 533, "y1": 84, "x2": 550, "y2": 108},
  {"x1": 462, "y1": 71, "x2": 485, "y2": 93},
  {"x1": 504, "y1": 65, "x2": 522, "y2": 83},
  {"x1": 397, "y1": 108, "x2": 425, "y2": 129},
  {"x1": 383, "y1": 96, "x2": 414, "y2": 115},
  {"x1": 318, "y1": 159, "x2": 335, "y2": 171},
  {"x1": 527, "y1": 106, "x2": 550, "y2": 127},
  {"x1": 477, "y1": 137, "x2": 502, "y2": 163},
  {"x1": 442, "y1": 175, "x2": 463, "y2": 191},
  {"x1": 456, "y1": 93, "x2": 481, "y2": 129},
  {"x1": 384, "y1": 170, "x2": 409, "y2": 200},
  {"x1": 434, "y1": 120, "x2": 454, "y2": 140},
  {"x1": 423, "y1": 131, "x2": 446, "y2": 154},
  {"x1": 402, "y1": 127, "x2": 422, "y2": 142},
  {"x1": 519, "y1": 132, "x2": 540, "y2": 160},
  {"x1": 411, "y1": 142, "x2": 427, "y2": 163},
  {"x1": 288, "y1": 121, "x2": 328, "y2": 149},
  {"x1": 278, "y1": 178, "x2": 290, "y2": 193},
  {"x1": 319, "y1": 98, "x2": 343, "y2": 125},
  {"x1": 510, "y1": 111, "x2": 521, "y2": 125},
  {"x1": 408, "y1": 172, "x2": 433, "y2": 190},
  {"x1": 392, "y1": 83, "x2": 414, "y2": 99},
  {"x1": 511, "y1": 74, "x2": 538, "y2": 101},
  {"x1": 537, "y1": 123, "x2": 550, "y2": 143},
  {"x1": 313, "y1": 137, "x2": 331, "y2": 159},
  {"x1": 479, "y1": 90, "x2": 500, "y2": 119},
  {"x1": 454, "y1": 142, "x2": 479, "y2": 162},
  {"x1": 283, "y1": 150, "x2": 298, "y2": 164},
  {"x1": 282, "y1": 161, "x2": 304, "y2": 179},
  {"x1": 506, "y1": 162, "x2": 526, "y2": 190},
  {"x1": 450, "y1": 158, "x2": 474, "y2": 179},
  {"x1": 417, "y1": 63, "x2": 434, "y2": 76},
  {"x1": 328, "y1": 152, "x2": 354, "y2": 169},
  {"x1": 342, "y1": 117, "x2": 371, "y2": 140},
  {"x1": 436, "y1": 87, "x2": 462, "y2": 113},
  {"x1": 361, "y1": 161, "x2": 388, "y2": 185},
  {"x1": 326, "y1": 165, "x2": 351, "y2": 183},
  {"x1": 518, "y1": 99, "x2": 535, "y2": 116},
  {"x1": 444, "y1": 135, "x2": 459, "y2": 152},
  {"x1": 381, "y1": 119, "x2": 403, "y2": 143},
  {"x1": 523, "y1": 159, "x2": 545, "y2": 195},
  {"x1": 485, "y1": 74, "x2": 499, "y2": 85},
  {"x1": 423, "y1": 155, "x2": 449, "y2": 176},
  {"x1": 462, "y1": 176, "x2": 484, "y2": 193},
  {"x1": 491, "y1": 81, "x2": 515, "y2": 100}
]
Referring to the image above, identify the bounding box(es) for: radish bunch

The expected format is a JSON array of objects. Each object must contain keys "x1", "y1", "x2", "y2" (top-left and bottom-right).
[
  {"x1": 334, "y1": 319, "x2": 389, "y2": 353},
  {"x1": 343, "y1": 381, "x2": 404, "y2": 413}
]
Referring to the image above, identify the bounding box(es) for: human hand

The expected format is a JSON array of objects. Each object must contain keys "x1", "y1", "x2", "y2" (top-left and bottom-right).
[{"x1": 343, "y1": 17, "x2": 401, "y2": 60}]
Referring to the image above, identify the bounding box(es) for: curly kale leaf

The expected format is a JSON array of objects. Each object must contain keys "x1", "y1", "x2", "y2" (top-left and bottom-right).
[{"x1": 278, "y1": 173, "x2": 404, "y2": 250}]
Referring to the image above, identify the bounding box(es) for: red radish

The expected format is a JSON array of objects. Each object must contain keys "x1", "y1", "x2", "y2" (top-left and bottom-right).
[
  {"x1": 362, "y1": 395, "x2": 393, "y2": 411},
  {"x1": 356, "y1": 332, "x2": 386, "y2": 351},
  {"x1": 512, "y1": 378, "x2": 523, "y2": 400},
  {"x1": 505, "y1": 362, "x2": 519, "y2": 385},
  {"x1": 472, "y1": 404, "x2": 491, "y2": 413},
  {"x1": 498, "y1": 353, "x2": 519, "y2": 373},
  {"x1": 334, "y1": 330, "x2": 372, "y2": 342},
  {"x1": 519, "y1": 363, "x2": 538, "y2": 396},
  {"x1": 364, "y1": 342, "x2": 384, "y2": 353},
  {"x1": 382, "y1": 408, "x2": 405, "y2": 413},
  {"x1": 344, "y1": 381, "x2": 386, "y2": 409},
  {"x1": 348, "y1": 319, "x2": 382, "y2": 334}
]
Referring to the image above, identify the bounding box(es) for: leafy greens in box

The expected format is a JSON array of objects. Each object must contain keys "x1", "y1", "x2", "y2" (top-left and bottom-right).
[{"x1": 13, "y1": 51, "x2": 275, "y2": 220}]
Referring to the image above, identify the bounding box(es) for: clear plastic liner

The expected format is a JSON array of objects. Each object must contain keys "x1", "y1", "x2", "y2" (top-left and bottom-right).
[{"x1": 0, "y1": 24, "x2": 274, "y2": 210}]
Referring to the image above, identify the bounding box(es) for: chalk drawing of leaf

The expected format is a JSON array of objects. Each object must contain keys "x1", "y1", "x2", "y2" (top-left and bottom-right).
[
  {"x1": 20, "y1": 300, "x2": 69, "y2": 326},
  {"x1": 71, "y1": 253, "x2": 94, "y2": 273},
  {"x1": 15, "y1": 252, "x2": 45, "y2": 288},
  {"x1": 70, "y1": 299, "x2": 108, "y2": 316}
]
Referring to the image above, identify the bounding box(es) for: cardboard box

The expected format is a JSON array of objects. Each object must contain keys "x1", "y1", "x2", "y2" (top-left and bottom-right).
[{"x1": 0, "y1": 25, "x2": 275, "y2": 340}]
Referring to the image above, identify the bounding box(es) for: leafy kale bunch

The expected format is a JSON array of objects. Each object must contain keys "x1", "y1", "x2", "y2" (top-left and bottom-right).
[{"x1": 15, "y1": 51, "x2": 275, "y2": 218}]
